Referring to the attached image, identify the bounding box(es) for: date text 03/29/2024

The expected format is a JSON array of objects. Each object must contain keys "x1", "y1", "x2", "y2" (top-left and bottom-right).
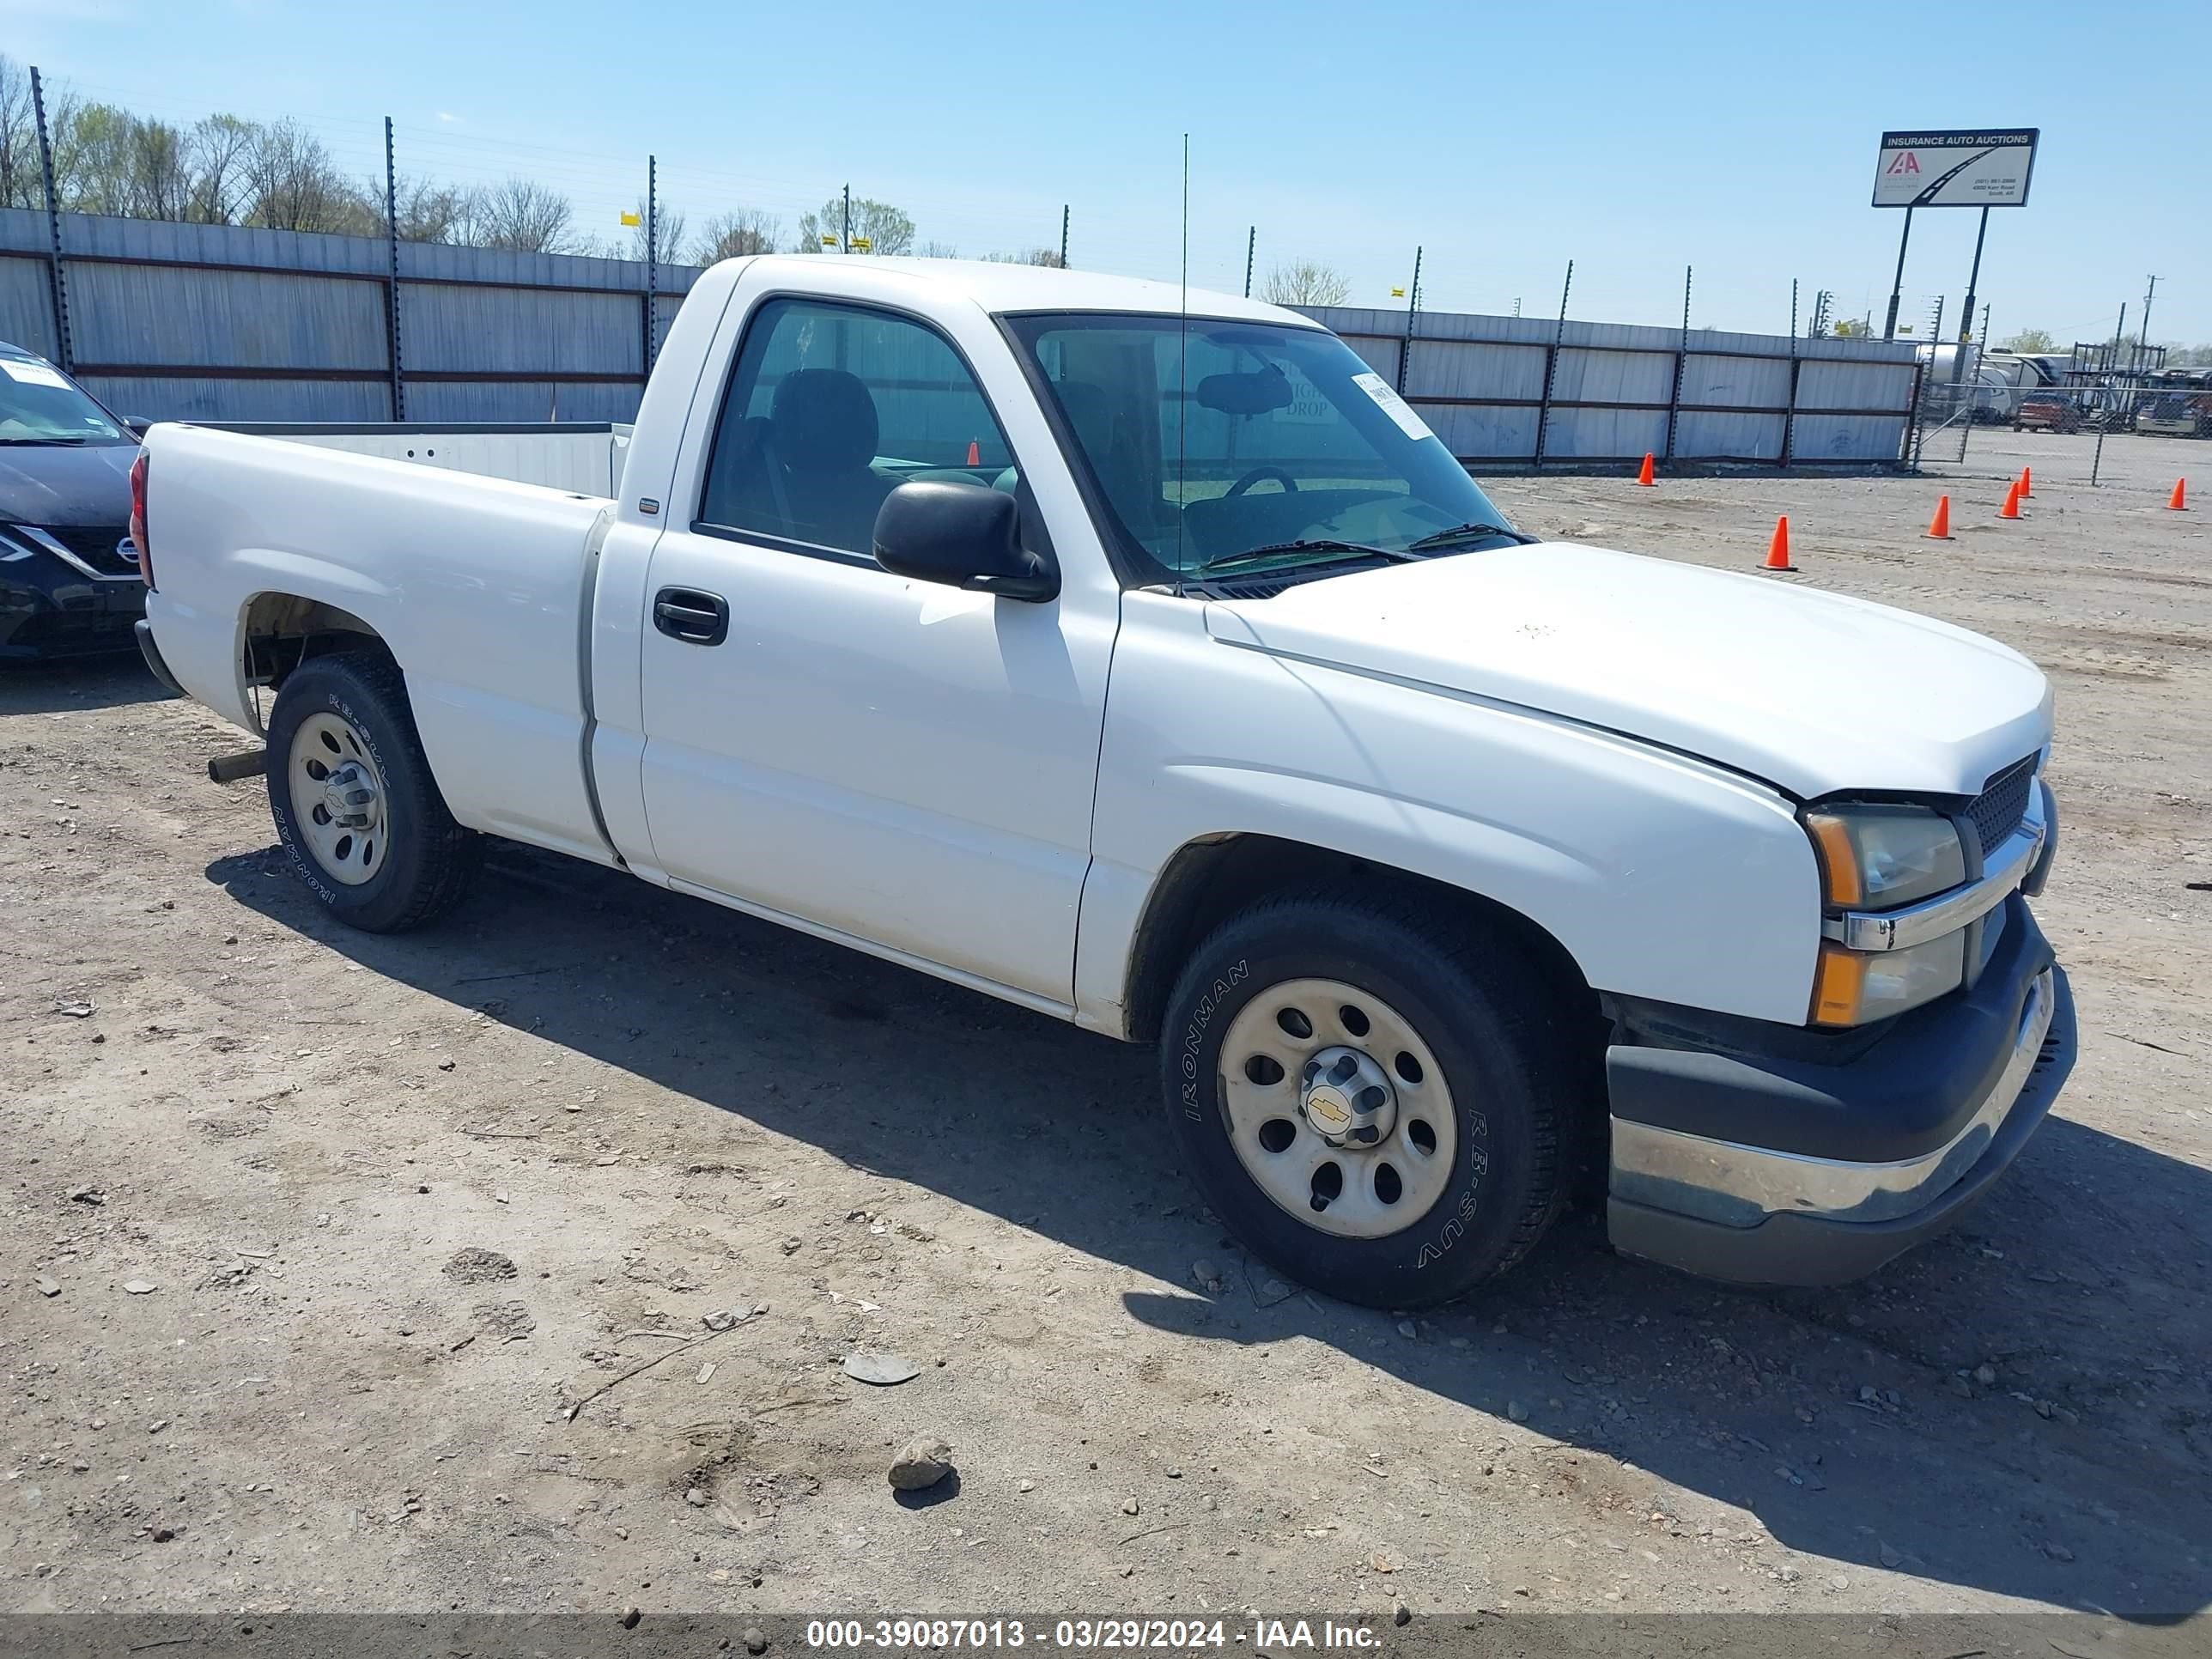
[{"x1": 805, "y1": 1618, "x2": 1387, "y2": 1650}]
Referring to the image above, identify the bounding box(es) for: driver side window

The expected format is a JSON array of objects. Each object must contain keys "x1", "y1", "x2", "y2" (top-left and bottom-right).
[{"x1": 698, "y1": 298, "x2": 1018, "y2": 560}]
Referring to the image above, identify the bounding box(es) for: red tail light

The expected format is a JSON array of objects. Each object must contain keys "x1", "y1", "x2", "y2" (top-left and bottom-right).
[{"x1": 129, "y1": 449, "x2": 152, "y2": 589}]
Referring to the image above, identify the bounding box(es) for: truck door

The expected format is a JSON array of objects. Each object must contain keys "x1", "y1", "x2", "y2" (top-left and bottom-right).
[{"x1": 633, "y1": 292, "x2": 1116, "y2": 1008}]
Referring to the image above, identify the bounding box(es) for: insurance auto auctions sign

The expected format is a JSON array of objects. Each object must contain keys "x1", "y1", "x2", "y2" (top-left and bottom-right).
[{"x1": 1872, "y1": 130, "x2": 2039, "y2": 208}]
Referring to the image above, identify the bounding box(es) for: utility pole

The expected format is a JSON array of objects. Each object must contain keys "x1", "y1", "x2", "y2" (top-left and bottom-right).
[
  {"x1": 29, "y1": 65, "x2": 70, "y2": 371},
  {"x1": 1242, "y1": 225, "x2": 1255, "y2": 299},
  {"x1": 384, "y1": 116, "x2": 404, "y2": 419},
  {"x1": 2139, "y1": 275, "x2": 2160, "y2": 373},
  {"x1": 1059, "y1": 204, "x2": 1069, "y2": 268},
  {"x1": 842, "y1": 184, "x2": 851, "y2": 254}
]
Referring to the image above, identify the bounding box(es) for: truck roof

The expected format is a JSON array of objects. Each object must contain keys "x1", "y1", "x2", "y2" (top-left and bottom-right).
[{"x1": 720, "y1": 254, "x2": 1321, "y2": 327}]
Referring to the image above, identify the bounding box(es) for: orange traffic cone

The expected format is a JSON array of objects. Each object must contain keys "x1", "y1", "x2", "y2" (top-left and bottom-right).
[
  {"x1": 1998, "y1": 479, "x2": 2022, "y2": 520},
  {"x1": 1636, "y1": 452, "x2": 1656, "y2": 487},
  {"x1": 2019, "y1": 465, "x2": 2033, "y2": 498},
  {"x1": 2171, "y1": 478, "x2": 2190, "y2": 512},
  {"x1": 1763, "y1": 516, "x2": 1795, "y2": 571},
  {"x1": 966, "y1": 438, "x2": 981, "y2": 467},
  {"x1": 1926, "y1": 495, "x2": 1953, "y2": 539}
]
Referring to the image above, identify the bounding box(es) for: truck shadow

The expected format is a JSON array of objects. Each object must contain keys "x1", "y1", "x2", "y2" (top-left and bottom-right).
[{"x1": 207, "y1": 840, "x2": 2212, "y2": 1622}]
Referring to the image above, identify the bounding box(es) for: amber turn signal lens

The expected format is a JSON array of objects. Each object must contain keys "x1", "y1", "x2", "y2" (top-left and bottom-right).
[
  {"x1": 1810, "y1": 943, "x2": 1869, "y2": 1027},
  {"x1": 1804, "y1": 812, "x2": 1863, "y2": 907}
]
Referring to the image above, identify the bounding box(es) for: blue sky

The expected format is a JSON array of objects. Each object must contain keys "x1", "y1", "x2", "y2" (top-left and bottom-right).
[{"x1": 8, "y1": 0, "x2": 2207, "y2": 343}]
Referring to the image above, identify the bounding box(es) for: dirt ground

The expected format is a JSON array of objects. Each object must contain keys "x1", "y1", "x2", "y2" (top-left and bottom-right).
[{"x1": 3, "y1": 428, "x2": 2208, "y2": 1643}]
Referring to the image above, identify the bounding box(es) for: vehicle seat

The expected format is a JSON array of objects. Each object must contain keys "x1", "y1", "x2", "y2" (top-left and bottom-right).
[{"x1": 770, "y1": 368, "x2": 889, "y2": 552}]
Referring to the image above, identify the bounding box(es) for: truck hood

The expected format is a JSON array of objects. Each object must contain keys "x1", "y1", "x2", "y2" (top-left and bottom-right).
[{"x1": 1202, "y1": 542, "x2": 2051, "y2": 799}]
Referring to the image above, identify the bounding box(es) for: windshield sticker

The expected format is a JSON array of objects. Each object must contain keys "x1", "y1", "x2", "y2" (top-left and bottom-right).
[
  {"x1": 1351, "y1": 370, "x2": 1434, "y2": 441},
  {"x1": 1, "y1": 359, "x2": 70, "y2": 388}
]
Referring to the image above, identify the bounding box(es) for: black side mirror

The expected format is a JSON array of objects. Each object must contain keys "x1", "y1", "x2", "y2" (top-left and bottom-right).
[
  {"x1": 125, "y1": 416, "x2": 154, "y2": 438},
  {"x1": 872, "y1": 479, "x2": 1057, "y2": 602}
]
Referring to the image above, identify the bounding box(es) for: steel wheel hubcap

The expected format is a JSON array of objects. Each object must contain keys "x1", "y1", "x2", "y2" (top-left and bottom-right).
[
  {"x1": 289, "y1": 711, "x2": 386, "y2": 886},
  {"x1": 1218, "y1": 977, "x2": 1457, "y2": 1240}
]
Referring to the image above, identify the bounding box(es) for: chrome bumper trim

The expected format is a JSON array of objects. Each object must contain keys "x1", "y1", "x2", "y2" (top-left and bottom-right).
[
  {"x1": 1608, "y1": 966, "x2": 2055, "y2": 1230},
  {"x1": 1822, "y1": 782, "x2": 2047, "y2": 953}
]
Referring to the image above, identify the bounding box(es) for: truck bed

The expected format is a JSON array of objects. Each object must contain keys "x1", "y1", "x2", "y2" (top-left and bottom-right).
[{"x1": 143, "y1": 425, "x2": 618, "y2": 865}]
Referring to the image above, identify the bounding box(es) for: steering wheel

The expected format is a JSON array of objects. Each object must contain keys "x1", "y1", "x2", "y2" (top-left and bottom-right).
[{"x1": 1224, "y1": 465, "x2": 1299, "y2": 499}]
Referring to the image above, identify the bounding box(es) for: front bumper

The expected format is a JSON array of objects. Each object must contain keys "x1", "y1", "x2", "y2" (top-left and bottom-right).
[
  {"x1": 0, "y1": 551, "x2": 144, "y2": 659},
  {"x1": 1605, "y1": 896, "x2": 2072, "y2": 1285}
]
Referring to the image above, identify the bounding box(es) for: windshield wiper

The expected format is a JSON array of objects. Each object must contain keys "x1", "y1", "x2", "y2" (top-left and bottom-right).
[
  {"x1": 1405, "y1": 520, "x2": 1528, "y2": 550},
  {"x1": 0, "y1": 435, "x2": 94, "y2": 446},
  {"x1": 1191, "y1": 538, "x2": 1422, "y2": 578}
]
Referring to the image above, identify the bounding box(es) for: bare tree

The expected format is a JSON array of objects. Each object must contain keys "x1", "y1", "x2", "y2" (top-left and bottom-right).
[
  {"x1": 1997, "y1": 328, "x2": 2057, "y2": 353},
  {"x1": 981, "y1": 247, "x2": 1065, "y2": 267},
  {"x1": 184, "y1": 114, "x2": 256, "y2": 223},
  {"x1": 623, "y1": 196, "x2": 688, "y2": 265},
  {"x1": 914, "y1": 239, "x2": 961, "y2": 259},
  {"x1": 0, "y1": 55, "x2": 45, "y2": 210},
  {"x1": 1261, "y1": 259, "x2": 1350, "y2": 307},
  {"x1": 462, "y1": 176, "x2": 574, "y2": 252},
  {"x1": 695, "y1": 207, "x2": 780, "y2": 263},
  {"x1": 793, "y1": 195, "x2": 914, "y2": 256},
  {"x1": 378, "y1": 173, "x2": 471, "y2": 244},
  {"x1": 241, "y1": 118, "x2": 376, "y2": 234}
]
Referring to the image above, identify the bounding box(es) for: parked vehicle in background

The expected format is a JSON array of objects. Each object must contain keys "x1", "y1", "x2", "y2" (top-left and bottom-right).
[
  {"x1": 0, "y1": 341, "x2": 148, "y2": 661},
  {"x1": 135, "y1": 256, "x2": 2069, "y2": 1305},
  {"x1": 2136, "y1": 388, "x2": 2212, "y2": 439},
  {"x1": 2014, "y1": 392, "x2": 2093, "y2": 434}
]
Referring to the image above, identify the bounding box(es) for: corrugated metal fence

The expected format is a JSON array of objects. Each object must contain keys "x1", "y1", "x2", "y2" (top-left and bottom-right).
[
  {"x1": 0, "y1": 207, "x2": 694, "y2": 423},
  {"x1": 1305, "y1": 306, "x2": 1919, "y2": 467},
  {"x1": 0, "y1": 208, "x2": 1919, "y2": 465}
]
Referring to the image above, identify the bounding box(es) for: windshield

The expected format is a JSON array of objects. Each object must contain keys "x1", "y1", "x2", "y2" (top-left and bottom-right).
[
  {"x1": 0, "y1": 356, "x2": 130, "y2": 445},
  {"x1": 1004, "y1": 313, "x2": 1516, "y2": 585}
]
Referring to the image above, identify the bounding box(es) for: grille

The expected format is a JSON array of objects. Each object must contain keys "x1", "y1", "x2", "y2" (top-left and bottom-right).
[
  {"x1": 1966, "y1": 756, "x2": 2037, "y2": 859},
  {"x1": 33, "y1": 524, "x2": 137, "y2": 578}
]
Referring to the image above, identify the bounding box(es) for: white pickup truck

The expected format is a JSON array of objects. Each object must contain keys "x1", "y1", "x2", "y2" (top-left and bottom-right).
[{"x1": 132, "y1": 256, "x2": 2068, "y2": 1306}]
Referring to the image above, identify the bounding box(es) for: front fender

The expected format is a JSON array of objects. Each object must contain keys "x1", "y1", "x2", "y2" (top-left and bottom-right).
[{"x1": 1077, "y1": 594, "x2": 1823, "y2": 1033}]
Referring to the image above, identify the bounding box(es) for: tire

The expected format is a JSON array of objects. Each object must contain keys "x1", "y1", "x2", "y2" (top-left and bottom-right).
[
  {"x1": 1159, "y1": 889, "x2": 1577, "y2": 1309},
  {"x1": 264, "y1": 650, "x2": 478, "y2": 933}
]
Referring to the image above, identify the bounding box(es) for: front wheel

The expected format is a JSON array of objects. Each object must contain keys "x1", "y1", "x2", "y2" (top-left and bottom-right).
[
  {"x1": 264, "y1": 651, "x2": 478, "y2": 932},
  {"x1": 1160, "y1": 890, "x2": 1576, "y2": 1309}
]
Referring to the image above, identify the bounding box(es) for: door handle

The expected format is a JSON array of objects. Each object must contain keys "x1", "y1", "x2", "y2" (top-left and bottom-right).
[{"x1": 653, "y1": 586, "x2": 729, "y2": 646}]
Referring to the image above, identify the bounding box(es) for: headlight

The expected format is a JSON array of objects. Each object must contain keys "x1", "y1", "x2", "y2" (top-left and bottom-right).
[
  {"x1": 1803, "y1": 805, "x2": 1966, "y2": 909},
  {"x1": 1811, "y1": 932, "x2": 1968, "y2": 1025}
]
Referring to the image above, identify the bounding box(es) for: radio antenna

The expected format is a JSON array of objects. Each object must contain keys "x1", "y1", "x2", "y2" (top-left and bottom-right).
[{"x1": 1176, "y1": 131, "x2": 1189, "y2": 574}]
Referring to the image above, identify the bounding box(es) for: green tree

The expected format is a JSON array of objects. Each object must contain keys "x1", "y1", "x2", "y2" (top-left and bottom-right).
[{"x1": 2000, "y1": 328, "x2": 2057, "y2": 353}]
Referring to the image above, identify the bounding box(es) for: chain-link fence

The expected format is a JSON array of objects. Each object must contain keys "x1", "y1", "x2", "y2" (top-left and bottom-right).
[{"x1": 1907, "y1": 343, "x2": 2211, "y2": 475}]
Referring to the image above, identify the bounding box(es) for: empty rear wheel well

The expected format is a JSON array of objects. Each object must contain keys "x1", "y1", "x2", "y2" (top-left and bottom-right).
[
  {"x1": 240, "y1": 593, "x2": 392, "y2": 717},
  {"x1": 1124, "y1": 834, "x2": 1598, "y2": 1045}
]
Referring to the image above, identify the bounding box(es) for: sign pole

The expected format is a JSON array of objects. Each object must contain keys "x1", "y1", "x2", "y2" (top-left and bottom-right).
[
  {"x1": 1882, "y1": 204, "x2": 1914, "y2": 342},
  {"x1": 1951, "y1": 204, "x2": 1989, "y2": 383}
]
